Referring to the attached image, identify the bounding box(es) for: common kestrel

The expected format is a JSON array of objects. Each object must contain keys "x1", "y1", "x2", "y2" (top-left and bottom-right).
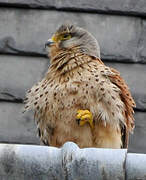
[{"x1": 24, "y1": 24, "x2": 136, "y2": 148}]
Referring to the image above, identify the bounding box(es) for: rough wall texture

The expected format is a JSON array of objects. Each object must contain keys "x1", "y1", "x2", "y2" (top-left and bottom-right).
[
  {"x1": 0, "y1": 1, "x2": 145, "y2": 153},
  {"x1": 0, "y1": 0, "x2": 146, "y2": 16},
  {"x1": 0, "y1": 8, "x2": 145, "y2": 63}
]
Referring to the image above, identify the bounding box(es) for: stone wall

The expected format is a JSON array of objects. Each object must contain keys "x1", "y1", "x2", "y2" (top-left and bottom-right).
[{"x1": 0, "y1": 0, "x2": 145, "y2": 153}]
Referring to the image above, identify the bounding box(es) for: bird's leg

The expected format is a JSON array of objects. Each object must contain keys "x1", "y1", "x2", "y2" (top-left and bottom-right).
[{"x1": 76, "y1": 110, "x2": 94, "y2": 129}]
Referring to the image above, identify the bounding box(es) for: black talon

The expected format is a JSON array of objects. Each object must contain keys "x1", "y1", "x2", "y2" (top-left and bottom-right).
[{"x1": 76, "y1": 119, "x2": 80, "y2": 125}]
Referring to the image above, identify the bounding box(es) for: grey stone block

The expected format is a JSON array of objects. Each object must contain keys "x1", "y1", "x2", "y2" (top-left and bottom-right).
[
  {"x1": 55, "y1": 0, "x2": 146, "y2": 17},
  {"x1": 0, "y1": 8, "x2": 142, "y2": 62},
  {"x1": 0, "y1": 102, "x2": 40, "y2": 144},
  {"x1": 105, "y1": 62, "x2": 146, "y2": 111},
  {"x1": 129, "y1": 112, "x2": 146, "y2": 154},
  {"x1": 0, "y1": 0, "x2": 145, "y2": 17},
  {"x1": 0, "y1": 0, "x2": 54, "y2": 9},
  {"x1": 0, "y1": 55, "x2": 48, "y2": 101},
  {"x1": 138, "y1": 20, "x2": 146, "y2": 63}
]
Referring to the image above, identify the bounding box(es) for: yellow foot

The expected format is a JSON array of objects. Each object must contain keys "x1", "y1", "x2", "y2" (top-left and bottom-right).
[{"x1": 76, "y1": 110, "x2": 94, "y2": 129}]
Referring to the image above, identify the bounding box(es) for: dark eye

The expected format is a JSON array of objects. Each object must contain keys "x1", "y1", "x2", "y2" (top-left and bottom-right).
[
  {"x1": 61, "y1": 34, "x2": 71, "y2": 40},
  {"x1": 63, "y1": 34, "x2": 69, "y2": 38}
]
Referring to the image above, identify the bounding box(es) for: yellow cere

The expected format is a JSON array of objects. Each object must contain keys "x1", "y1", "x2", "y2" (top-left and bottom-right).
[{"x1": 51, "y1": 35, "x2": 58, "y2": 42}]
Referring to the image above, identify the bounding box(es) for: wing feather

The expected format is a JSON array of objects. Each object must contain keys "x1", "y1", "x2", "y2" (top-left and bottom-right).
[{"x1": 108, "y1": 67, "x2": 136, "y2": 148}]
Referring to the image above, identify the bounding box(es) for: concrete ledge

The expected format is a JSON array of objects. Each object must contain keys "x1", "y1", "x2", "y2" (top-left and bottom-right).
[
  {"x1": 126, "y1": 153, "x2": 146, "y2": 180},
  {"x1": 0, "y1": 142, "x2": 146, "y2": 180}
]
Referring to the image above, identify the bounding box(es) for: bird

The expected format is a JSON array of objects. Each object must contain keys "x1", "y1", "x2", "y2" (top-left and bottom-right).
[{"x1": 24, "y1": 23, "x2": 136, "y2": 149}]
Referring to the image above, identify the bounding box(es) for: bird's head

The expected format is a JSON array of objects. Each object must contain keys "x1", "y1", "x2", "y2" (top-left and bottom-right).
[{"x1": 45, "y1": 24, "x2": 100, "y2": 59}]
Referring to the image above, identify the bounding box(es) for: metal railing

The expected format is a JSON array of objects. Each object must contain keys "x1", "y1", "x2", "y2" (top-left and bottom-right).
[{"x1": 0, "y1": 142, "x2": 145, "y2": 180}]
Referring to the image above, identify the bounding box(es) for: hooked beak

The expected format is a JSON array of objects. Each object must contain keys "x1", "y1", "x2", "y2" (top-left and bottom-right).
[{"x1": 45, "y1": 39, "x2": 55, "y2": 48}]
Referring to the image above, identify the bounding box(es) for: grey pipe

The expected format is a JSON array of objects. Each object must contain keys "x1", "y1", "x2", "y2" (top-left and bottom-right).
[{"x1": 0, "y1": 142, "x2": 145, "y2": 180}]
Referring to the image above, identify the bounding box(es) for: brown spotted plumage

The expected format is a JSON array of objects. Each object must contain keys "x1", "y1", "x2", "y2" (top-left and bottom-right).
[{"x1": 24, "y1": 24, "x2": 135, "y2": 148}]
